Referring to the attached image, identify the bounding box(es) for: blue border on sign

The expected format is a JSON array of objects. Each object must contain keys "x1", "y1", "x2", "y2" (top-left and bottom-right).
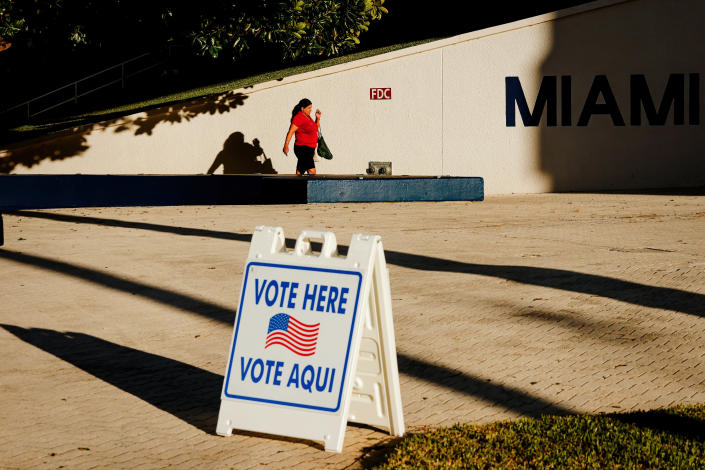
[{"x1": 223, "y1": 261, "x2": 363, "y2": 413}]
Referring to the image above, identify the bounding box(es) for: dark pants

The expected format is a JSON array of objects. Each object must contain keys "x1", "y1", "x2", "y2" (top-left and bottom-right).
[{"x1": 294, "y1": 145, "x2": 316, "y2": 174}]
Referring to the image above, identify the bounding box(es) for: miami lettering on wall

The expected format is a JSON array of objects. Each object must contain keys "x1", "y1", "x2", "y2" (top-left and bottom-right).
[
  {"x1": 506, "y1": 73, "x2": 700, "y2": 127},
  {"x1": 223, "y1": 262, "x2": 361, "y2": 412}
]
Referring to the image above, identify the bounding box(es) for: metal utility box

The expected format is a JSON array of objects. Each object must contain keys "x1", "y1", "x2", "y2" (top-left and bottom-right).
[{"x1": 367, "y1": 161, "x2": 392, "y2": 176}]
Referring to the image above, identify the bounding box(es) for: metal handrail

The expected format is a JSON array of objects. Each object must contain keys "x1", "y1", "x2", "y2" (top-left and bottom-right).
[{"x1": 2, "y1": 52, "x2": 166, "y2": 119}]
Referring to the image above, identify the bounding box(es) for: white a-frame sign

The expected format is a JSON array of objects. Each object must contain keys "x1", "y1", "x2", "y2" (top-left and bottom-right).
[{"x1": 216, "y1": 226, "x2": 404, "y2": 452}]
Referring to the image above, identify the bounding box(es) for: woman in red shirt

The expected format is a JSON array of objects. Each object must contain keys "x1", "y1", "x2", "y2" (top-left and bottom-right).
[{"x1": 283, "y1": 98, "x2": 322, "y2": 175}]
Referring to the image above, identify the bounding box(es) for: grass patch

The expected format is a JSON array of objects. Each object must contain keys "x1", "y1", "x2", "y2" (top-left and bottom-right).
[
  {"x1": 1, "y1": 39, "x2": 436, "y2": 145},
  {"x1": 370, "y1": 404, "x2": 705, "y2": 469}
]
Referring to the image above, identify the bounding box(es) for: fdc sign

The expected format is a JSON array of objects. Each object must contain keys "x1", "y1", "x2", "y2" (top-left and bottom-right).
[
  {"x1": 370, "y1": 87, "x2": 392, "y2": 100},
  {"x1": 216, "y1": 226, "x2": 405, "y2": 452}
]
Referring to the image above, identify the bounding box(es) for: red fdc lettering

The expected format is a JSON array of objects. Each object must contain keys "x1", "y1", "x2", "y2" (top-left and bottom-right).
[{"x1": 370, "y1": 88, "x2": 392, "y2": 100}]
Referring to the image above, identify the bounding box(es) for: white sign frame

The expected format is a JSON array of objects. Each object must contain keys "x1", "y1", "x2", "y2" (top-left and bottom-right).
[{"x1": 216, "y1": 226, "x2": 404, "y2": 452}]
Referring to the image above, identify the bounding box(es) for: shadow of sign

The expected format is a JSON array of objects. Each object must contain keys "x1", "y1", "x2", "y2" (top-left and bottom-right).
[
  {"x1": 0, "y1": 324, "x2": 222, "y2": 433},
  {"x1": 0, "y1": 91, "x2": 249, "y2": 174}
]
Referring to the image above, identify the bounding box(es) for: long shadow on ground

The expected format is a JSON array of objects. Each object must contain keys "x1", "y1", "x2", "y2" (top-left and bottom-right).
[
  {"x1": 608, "y1": 408, "x2": 705, "y2": 441},
  {"x1": 1, "y1": 324, "x2": 221, "y2": 433},
  {"x1": 0, "y1": 249, "x2": 236, "y2": 324},
  {"x1": 7, "y1": 210, "x2": 705, "y2": 318},
  {"x1": 1, "y1": 321, "x2": 572, "y2": 429},
  {"x1": 1, "y1": 211, "x2": 702, "y2": 429},
  {"x1": 382, "y1": 251, "x2": 705, "y2": 318},
  {"x1": 396, "y1": 353, "x2": 572, "y2": 417}
]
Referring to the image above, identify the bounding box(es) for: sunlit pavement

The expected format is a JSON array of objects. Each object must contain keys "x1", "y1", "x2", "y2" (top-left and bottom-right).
[{"x1": 1, "y1": 192, "x2": 704, "y2": 468}]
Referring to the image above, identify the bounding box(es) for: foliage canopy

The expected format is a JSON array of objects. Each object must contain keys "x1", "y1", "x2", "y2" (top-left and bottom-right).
[{"x1": 0, "y1": 0, "x2": 388, "y2": 62}]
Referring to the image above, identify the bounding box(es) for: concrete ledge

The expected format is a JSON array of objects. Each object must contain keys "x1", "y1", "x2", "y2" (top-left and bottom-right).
[{"x1": 0, "y1": 174, "x2": 484, "y2": 210}]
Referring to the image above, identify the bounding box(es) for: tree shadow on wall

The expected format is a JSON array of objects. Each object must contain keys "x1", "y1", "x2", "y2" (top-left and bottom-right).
[
  {"x1": 0, "y1": 91, "x2": 248, "y2": 174},
  {"x1": 0, "y1": 131, "x2": 90, "y2": 173},
  {"x1": 207, "y1": 132, "x2": 277, "y2": 175}
]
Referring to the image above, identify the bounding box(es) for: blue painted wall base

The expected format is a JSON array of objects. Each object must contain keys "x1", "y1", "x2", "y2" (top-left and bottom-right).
[
  {"x1": 0, "y1": 174, "x2": 483, "y2": 210},
  {"x1": 306, "y1": 176, "x2": 484, "y2": 203},
  {"x1": 0, "y1": 174, "x2": 483, "y2": 246}
]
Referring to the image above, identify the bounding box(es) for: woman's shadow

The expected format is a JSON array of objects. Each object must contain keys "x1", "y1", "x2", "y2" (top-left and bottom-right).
[{"x1": 207, "y1": 132, "x2": 277, "y2": 175}]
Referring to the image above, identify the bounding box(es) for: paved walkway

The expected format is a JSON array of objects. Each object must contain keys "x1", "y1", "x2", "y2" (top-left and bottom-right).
[{"x1": 1, "y1": 193, "x2": 704, "y2": 469}]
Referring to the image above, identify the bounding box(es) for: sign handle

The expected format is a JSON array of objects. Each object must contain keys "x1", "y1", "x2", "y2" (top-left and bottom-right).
[{"x1": 294, "y1": 230, "x2": 338, "y2": 257}]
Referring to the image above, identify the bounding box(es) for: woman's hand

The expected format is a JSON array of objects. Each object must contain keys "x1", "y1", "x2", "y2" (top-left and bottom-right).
[
  {"x1": 315, "y1": 109, "x2": 322, "y2": 121},
  {"x1": 283, "y1": 143, "x2": 289, "y2": 156}
]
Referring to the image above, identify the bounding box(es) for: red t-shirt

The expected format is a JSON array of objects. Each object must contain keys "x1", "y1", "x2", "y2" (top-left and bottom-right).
[{"x1": 292, "y1": 111, "x2": 318, "y2": 148}]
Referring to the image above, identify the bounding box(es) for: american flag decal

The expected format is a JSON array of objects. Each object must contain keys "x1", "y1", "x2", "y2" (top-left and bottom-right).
[{"x1": 265, "y1": 313, "x2": 320, "y2": 356}]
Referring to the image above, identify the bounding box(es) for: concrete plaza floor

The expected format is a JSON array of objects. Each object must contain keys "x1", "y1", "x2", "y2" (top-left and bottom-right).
[{"x1": 1, "y1": 192, "x2": 704, "y2": 469}]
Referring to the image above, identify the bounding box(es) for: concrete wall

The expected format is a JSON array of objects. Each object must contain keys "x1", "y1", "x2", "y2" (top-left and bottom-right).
[{"x1": 2, "y1": 0, "x2": 704, "y2": 194}]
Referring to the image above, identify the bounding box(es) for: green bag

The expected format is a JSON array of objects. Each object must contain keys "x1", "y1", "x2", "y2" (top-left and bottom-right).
[{"x1": 317, "y1": 129, "x2": 333, "y2": 160}]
